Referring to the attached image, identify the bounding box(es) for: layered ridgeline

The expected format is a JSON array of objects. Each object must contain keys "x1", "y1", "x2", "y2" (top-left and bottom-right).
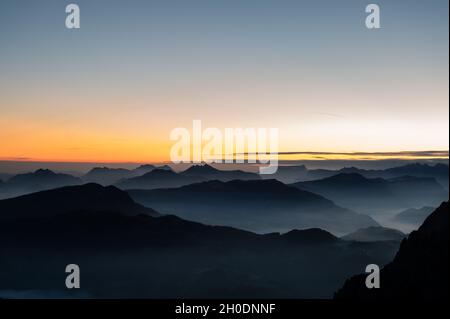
[
  {"x1": 267, "y1": 163, "x2": 449, "y2": 189},
  {"x1": 179, "y1": 164, "x2": 260, "y2": 182},
  {"x1": 128, "y1": 179, "x2": 378, "y2": 235},
  {"x1": 116, "y1": 169, "x2": 203, "y2": 190},
  {"x1": 82, "y1": 164, "x2": 172, "y2": 185},
  {"x1": 0, "y1": 169, "x2": 83, "y2": 200},
  {"x1": 0, "y1": 183, "x2": 398, "y2": 299},
  {"x1": 291, "y1": 173, "x2": 448, "y2": 215},
  {"x1": 0, "y1": 183, "x2": 160, "y2": 220},
  {"x1": 335, "y1": 202, "x2": 449, "y2": 301},
  {"x1": 1, "y1": 163, "x2": 447, "y2": 201},
  {"x1": 116, "y1": 164, "x2": 260, "y2": 190}
]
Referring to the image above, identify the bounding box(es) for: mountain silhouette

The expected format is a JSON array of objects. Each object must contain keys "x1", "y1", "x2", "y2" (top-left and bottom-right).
[
  {"x1": 116, "y1": 169, "x2": 203, "y2": 190},
  {"x1": 292, "y1": 173, "x2": 447, "y2": 215},
  {"x1": 335, "y1": 201, "x2": 449, "y2": 300},
  {"x1": 180, "y1": 164, "x2": 260, "y2": 182},
  {"x1": 384, "y1": 163, "x2": 448, "y2": 186},
  {"x1": 131, "y1": 164, "x2": 156, "y2": 176},
  {"x1": 0, "y1": 183, "x2": 160, "y2": 220},
  {"x1": 129, "y1": 164, "x2": 173, "y2": 177},
  {"x1": 0, "y1": 169, "x2": 82, "y2": 200},
  {"x1": 116, "y1": 164, "x2": 261, "y2": 190},
  {"x1": 0, "y1": 184, "x2": 398, "y2": 298},
  {"x1": 128, "y1": 179, "x2": 378, "y2": 235},
  {"x1": 305, "y1": 163, "x2": 449, "y2": 190},
  {"x1": 341, "y1": 226, "x2": 405, "y2": 242}
]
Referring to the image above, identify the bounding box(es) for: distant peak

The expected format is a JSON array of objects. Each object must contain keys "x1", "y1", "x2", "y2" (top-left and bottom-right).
[
  {"x1": 34, "y1": 169, "x2": 56, "y2": 175},
  {"x1": 136, "y1": 164, "x2": 155, "y2": 169},
  {"x1": 184, "y1": 164, "x2": 219, "y2": 173}
]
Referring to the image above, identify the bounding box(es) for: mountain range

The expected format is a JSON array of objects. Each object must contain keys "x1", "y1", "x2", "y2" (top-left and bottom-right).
[
  {"x1": 0, "y1": 183, "x2": 399, "y2": 298},
  {"x1": 116, "y1": 164, "x2": 261, "y2": 190},
  {"x1": 180, "y1": 164, "x2": 260, "y2": 181},
  {"x1": 128, "y1": 179, "x2": 378, "y2": 235},
  {"x1": 291, "y1": 173, "x2": 448, "y2": 215},
  {"x1": 116, "y1": 169, "x2": 202, "y2": 190},
  {"x1": 0, "y1": 169, "x2": 83, "y2": 200},
  {"x1": 0, "y1": 183, "x2": 159, "y2": 220},
  {"x1": 304, "y1": 163, "x2": 449, "y2": 190},
  {"x1": 81, "y1": 164, "x2": 173, "y2": 185}
]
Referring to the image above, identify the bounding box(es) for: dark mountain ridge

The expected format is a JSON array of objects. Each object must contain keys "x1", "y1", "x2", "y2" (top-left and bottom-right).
[
  {"x1": 0, "y1": 184, "x2": 399, "y2": 298},
  {"x1": 292, "y1": 173, "x2": 448, "y2": 215},
  {"x1": 116, "y1": 169, "x2": 203, "y2": 190},
  {"x1": 304, "y1": 163, "x2": 449, "y2": 189},
  {"x1": 335, "y1": 202, "x2": 449, "y2": 300},
  {"x1": 180, "y1": 164, "x2": 261, "y2": 182},
  {"x1": 0, "y1": 183, "x2": 160, "y2": 220},
  {"x1": 128, "y1": 179, "x2": 378, "y2": 235},
  {"x1": 0, "y1": 169, "x2": 83, "y2": 200}
]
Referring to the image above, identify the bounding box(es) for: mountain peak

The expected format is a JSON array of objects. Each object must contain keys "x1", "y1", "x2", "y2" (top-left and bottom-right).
[
  {"x1": 0, "y1": 183, "x2": 160, "y2": 220},
  {"x1": 183, "y1": 164, "x2": 219, "y2": 174},
  {"x1": 88, "y1": 167, "x2": 130, "y2": 173},
  {"x1": 34, "y1": 169, "x2": 56, "y2": 175}
]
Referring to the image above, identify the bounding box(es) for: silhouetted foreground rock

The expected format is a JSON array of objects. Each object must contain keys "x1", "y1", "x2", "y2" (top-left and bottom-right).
[{"x1": 334, "y1": 201, "x2": 449, "y2": 301}]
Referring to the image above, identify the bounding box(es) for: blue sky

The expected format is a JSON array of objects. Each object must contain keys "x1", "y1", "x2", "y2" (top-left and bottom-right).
[{"x1": 0, "y1": 0, "x2": 448, "y2": 162}]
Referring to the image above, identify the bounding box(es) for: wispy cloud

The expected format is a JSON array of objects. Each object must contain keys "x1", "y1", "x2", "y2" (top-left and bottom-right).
[
  {"x1": 273, "y1": 151, "x2": 449, "y2": 157},
  {"x1": 237, "y1": 150, "x2": 449, "y2": 160}
]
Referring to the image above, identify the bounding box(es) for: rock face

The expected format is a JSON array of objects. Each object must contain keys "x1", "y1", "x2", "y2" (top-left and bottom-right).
[{"x1": 334, "y1": 201, "x2": 449, "y2": 301}]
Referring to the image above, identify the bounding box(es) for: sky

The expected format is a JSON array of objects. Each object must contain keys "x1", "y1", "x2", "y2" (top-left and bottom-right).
[{"x1": 0, "y1": 0, "x2": 448, "y2": 163}]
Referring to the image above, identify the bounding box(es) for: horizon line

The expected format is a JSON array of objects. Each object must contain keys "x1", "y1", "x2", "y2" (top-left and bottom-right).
[{"x1": 0, "y1": 150, "x2": 448, "y2": 165}]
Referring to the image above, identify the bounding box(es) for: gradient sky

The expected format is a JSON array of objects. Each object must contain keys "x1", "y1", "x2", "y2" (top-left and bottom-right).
[{"x1": 0, "y1": 0, "x2": 448, "y2": 163}]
